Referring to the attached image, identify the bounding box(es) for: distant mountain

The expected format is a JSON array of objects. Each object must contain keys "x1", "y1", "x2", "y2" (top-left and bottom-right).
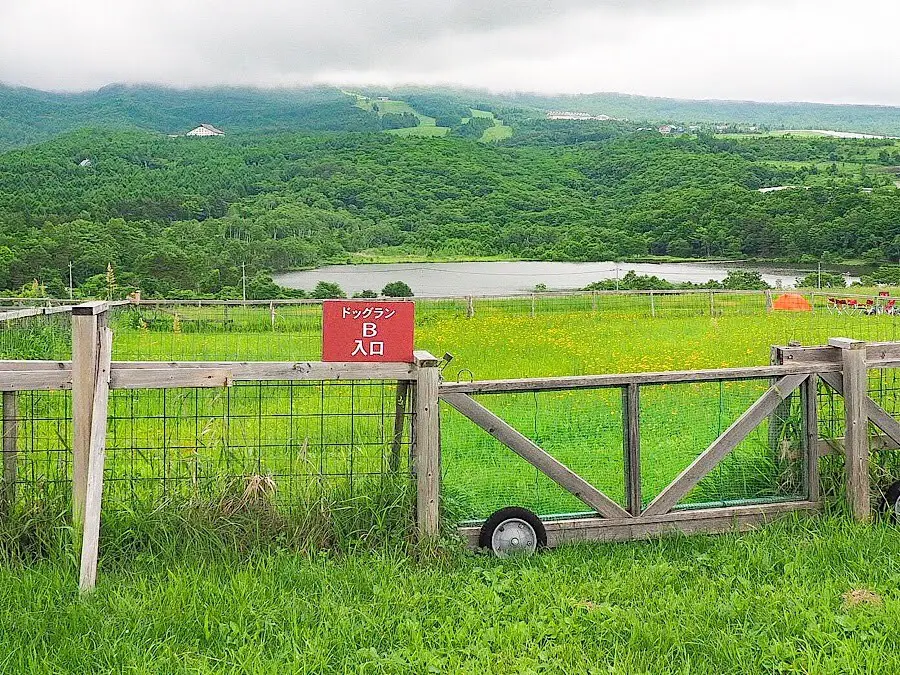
[
  {"x1": 368, "y1": 86, "x2": 900, "y2": 137},
  {"x1": 2, "y1": 83, "x2": 900, "y2": 151},
  {"x1": 500, "y1": 91, "x2": 900, "y2": 136},
  {"x1": 0, "y1": 85, "x2": 381, "y2": 150}
]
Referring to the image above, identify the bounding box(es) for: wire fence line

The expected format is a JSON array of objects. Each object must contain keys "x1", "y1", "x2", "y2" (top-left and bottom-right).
[
  {"x1": 0, "y1": 293, "x2": 899, "y2": 528},
  {"x1": 3, "y1": 384, "x2": 414, "y2": 512}
]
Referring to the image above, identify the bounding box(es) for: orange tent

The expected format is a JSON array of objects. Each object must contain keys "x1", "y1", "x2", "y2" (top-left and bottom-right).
[{"x1": 773, "y1": 293, "x2": 812, "y2": 312}]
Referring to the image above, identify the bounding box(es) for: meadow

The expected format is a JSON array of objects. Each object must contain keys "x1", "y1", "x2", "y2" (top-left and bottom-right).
[
  {"x1": 1, "y1": 515, "x2": 899, "y2": 672},
  {"x1": 2, "y1": 292, "x2": 900, "y2": 672},
  {"x1": 46, "y1": 293, "x2": 900, "y2": 521}
]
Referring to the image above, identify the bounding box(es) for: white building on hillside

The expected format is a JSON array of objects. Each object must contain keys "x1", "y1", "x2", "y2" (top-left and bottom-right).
[{"x1": 186, "y1": 124, "x2": 225, "y2": 137}]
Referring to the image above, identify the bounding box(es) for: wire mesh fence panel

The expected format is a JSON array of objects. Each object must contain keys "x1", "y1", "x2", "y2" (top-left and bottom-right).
[
  {"x1": 640, "y1": 379, "x2": 806, "y2": 509},
  {"x1": 415, "y1": 297, "x2": 469, "y2": 322},
  {"x1": 86, "y1": 292, "x2": 900, "y2": 376},
  {"x1": 103, "y1": 380, "x2": 412, "y2": 509},
  {"x1": 441, "y1": 388, "x2": 624, "y2": 521},
  {"x1": 863, "y1": 368, "x2": 900, "y2": 494},
  {"x1": 779, "y1": 293, "x2": 900, "y2": 347},
  {"x1": 3, "y1": 390, "x2": 72, "y2": 511},
  {"x1": 0, "y1": 311, "x2": 72, "y2": 360},
  {"x1": 1, "y1": 380, "x2": 411, "y2": 515}
]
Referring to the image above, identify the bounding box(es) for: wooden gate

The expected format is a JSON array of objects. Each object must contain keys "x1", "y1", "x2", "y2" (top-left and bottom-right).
[{"x1": 430, "y1": 339, "x2": 900, "y2": 547}]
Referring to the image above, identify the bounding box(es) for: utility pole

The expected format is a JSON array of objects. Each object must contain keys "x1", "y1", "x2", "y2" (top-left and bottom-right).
[
  {"x1": 68, "y1": 261, "x2": 74, "y2": 301},
  {"x1": 241, "y1": 263, "x2": 247, "y2": 304}
]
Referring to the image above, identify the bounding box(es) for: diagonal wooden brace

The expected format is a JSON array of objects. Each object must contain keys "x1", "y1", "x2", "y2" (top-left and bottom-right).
[
  {"x1": 643, "y1": 373, "x2": 809, "y2": 517},
  {"x1": 442, "y1": 392, "x2": 632, "y2": 519}
]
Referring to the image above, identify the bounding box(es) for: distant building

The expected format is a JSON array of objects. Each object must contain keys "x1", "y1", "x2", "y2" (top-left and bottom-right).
[
  {"x1": 547, "y1": 111, "x2": 617, "y2": 121},
  {"x1": 186, "y1": 124, "x2": 225, "y2": 137}
]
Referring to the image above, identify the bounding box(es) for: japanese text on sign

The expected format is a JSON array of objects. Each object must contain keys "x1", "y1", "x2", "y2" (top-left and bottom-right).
[{"x1": 322, "y1": 300, "x2": 414, "y2": 363}]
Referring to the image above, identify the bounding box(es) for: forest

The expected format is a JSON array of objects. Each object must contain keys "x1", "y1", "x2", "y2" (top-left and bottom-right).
[{"x1": 0, "y1": 117, "x2": 898, "y2": 298}]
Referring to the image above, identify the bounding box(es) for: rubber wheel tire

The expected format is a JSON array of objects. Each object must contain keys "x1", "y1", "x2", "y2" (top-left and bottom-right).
[
  {"x1": 884, "y1": 481, "x2": 900, "y2": 521},
  {"x1": 478, "y1": 506, "x2": 547, "y2": 555}
]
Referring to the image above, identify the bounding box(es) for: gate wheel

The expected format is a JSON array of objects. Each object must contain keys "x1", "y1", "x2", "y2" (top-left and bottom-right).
[
  {"x1": 479, "y1": 507, "x2": 547, "y2": 557},
  {"x1": 884, "y1": 481, "x2": 900, "y2": 521}
]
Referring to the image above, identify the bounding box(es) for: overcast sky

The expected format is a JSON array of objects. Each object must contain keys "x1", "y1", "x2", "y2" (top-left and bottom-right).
[{"x1": 1, "y1": 0, "x2": 898, "y2": 105}]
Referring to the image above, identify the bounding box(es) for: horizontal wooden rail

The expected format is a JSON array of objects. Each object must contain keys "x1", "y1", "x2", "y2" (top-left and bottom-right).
[
  {"x1": 458, "y1": 501, "x2": 821, "y2": 548},
  {"x1": 0, "y1": 360, "x2": 417, "y2": 390},
  {"x1": 110, "y1": 368, "x2": 232, "y2": 390},
  {"x1": 777, "y1": 341, "x2": 900, "y2": 368},
  {"x1": 0, "y1": 306, "x2": 76, "y2": 322},
  {"x1": 111, "y1": 361, "x2": 416, "y2": 382},
  {"x1": 439, "y1": 363, "x2": 837, "y2": 395}
]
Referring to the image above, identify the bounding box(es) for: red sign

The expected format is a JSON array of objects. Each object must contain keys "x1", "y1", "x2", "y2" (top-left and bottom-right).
[{"x1": 322, "y1": 300, "x2": 414, "y2": 362}]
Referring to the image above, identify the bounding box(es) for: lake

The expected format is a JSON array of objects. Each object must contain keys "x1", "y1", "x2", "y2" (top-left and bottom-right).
[{"x1": 274, "y1": 261, "x2": 859, "y2": 297}]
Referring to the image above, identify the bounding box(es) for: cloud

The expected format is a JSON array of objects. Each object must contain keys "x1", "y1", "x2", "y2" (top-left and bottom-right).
[{"x1": 1, "y1": 0, "x2": 898, "y2": 105}]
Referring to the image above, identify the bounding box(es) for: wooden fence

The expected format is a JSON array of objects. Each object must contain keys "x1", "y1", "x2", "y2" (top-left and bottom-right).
[
  {"x1": 435, "y1": 339, "x2": 900, "y2": 547},
  {"x1": 2, "y1": 300, "x2": 900, "y2": 589},
  {"x1": 0, "y1": 301, "x2": 441, "y2": 591}
]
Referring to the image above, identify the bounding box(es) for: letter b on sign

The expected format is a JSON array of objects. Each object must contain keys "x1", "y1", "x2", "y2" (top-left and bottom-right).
[{"x1": 362, "y1": 322, "x2": 377, "y2": 337}]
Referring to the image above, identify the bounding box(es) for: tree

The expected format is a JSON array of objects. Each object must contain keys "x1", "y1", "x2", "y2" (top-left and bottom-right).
[
  {"x1": 311, "y1": 281, "x2": 346, "y2": 299},
  {"x1": 721, "y1": 270, "x2": 770, "y2": 290},
  {"x1": 795, "y1": 272, "x2": 846, "y2": 288},
  {"x1": 353, "y1": 289, "x2": 378, "y2": 298},
  {"x1": 667, "y1": 238, "x2": 693, "y2": 258},
  {"x1": 246, "y1": 272, "x2": 281, "y2": 300},
  {"x1": 381, "y1": 280, "x2": 414, "y2": 297}
]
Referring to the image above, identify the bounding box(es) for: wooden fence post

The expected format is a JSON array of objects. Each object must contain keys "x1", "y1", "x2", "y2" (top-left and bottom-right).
[
  {"x1": 71, "y1": 301, "x2": 108, "y2": 538},
  {"x1": 531, "y1": 293, "x2": 536, "y2": 318},
  {"x1": 622, "y1": 384, "x2": 641, "y2": 516},
  {"x1": 802, "y1": 374, "x2": 820, "y2": 503},
  {"x1": 1, "y1": 391, "x2": 16, "y2": 516},
  {"x1": 649, "y1": 291, "x2": 656, "y2": 318},
  {"x1": 709, "y1": 290, "x2": 715, "y2": 317},
  {"x1": 413, "y1": 351, "x2": 441, "y2": 539},
  {"x1": 765, "y1": 290, "x2": 773, "y2": 312},
  {"x1": 466, "y1": 296, "x2": 475, "y2": 319},
  {"x1": 79, "y1": 326, "x2": 112, "y2": 592},
  {"x1": 829, "y1": 338, "x2": 869, "y2": 521}
]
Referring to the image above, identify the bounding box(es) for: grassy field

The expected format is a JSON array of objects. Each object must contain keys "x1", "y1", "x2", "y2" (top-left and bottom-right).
[
  {"x1": 92, "y1": 294, "x2": 900, "y2": 518},
  {"x1": 3, "y1": 293, "x2": 900, "y2": 671},
  {"x1": 1, "y1": 515, "x2": 899, "y2": 672},
  {"x1": 352, "y1": 94, "x2": 453, "y2": 138}
]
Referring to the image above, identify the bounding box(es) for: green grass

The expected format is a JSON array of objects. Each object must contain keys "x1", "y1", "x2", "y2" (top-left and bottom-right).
[
  {"x1": 1, "y1": 515, "x2": 899, "y2": 672},
  {"x1": 89, "y1": 294, "x2": 900, "y2": 521},
  {"x1": 481, "y1": 123, "x2": 513, "y2": 142},
  {"x1": 351, "y1": 94, "x2": 449, "y2": 136},
  {"x1": 4, "y1": 293, "x2": 900, "y2": 671}
]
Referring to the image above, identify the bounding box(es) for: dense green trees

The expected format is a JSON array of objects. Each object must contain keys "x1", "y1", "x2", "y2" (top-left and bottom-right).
[
  {"x1": 0, "y1": 126, "x2": 898, "y2": 298},
  {"x1": 584, "y1": 270, "x2": 773, "y2": 291},
  {"x1": 795, "y1": 272, "x2": 847, "y2": 288}
]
